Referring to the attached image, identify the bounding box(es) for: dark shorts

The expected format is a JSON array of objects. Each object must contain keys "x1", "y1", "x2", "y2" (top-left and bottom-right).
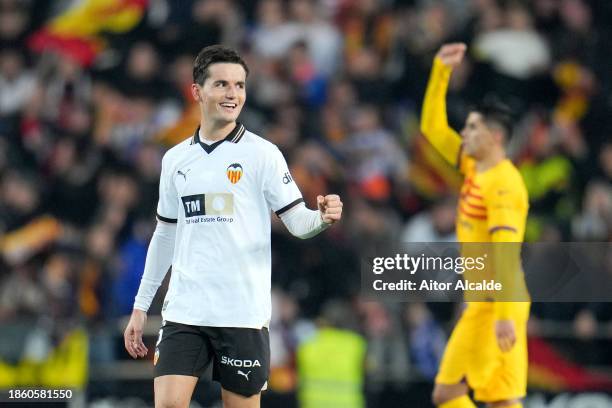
[{"x1": 153, "y1": 321, "x2": 270, "y2": 397}]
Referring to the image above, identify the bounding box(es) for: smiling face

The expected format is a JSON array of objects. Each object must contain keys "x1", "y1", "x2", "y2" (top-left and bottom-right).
[{"x1": 192, "y1": 62, "x2": 246, "y2": 126}]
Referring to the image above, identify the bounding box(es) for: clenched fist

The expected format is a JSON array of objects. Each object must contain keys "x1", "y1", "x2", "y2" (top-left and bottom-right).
[
  {"x1": 317, "y1": 194, "x2": 343, "y2": 224},
  {"x1": 436, "y1": 42, "x2": 467, "y2": 69}
]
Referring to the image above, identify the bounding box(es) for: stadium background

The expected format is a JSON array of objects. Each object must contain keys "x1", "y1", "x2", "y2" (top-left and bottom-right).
[{"x1": 0, "y1": 0, "x2": 611, "y2": 406}]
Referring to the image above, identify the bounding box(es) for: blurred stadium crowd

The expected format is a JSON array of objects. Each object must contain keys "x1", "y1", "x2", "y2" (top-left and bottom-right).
[{"x1": 0, "y1": 0, "x2": 611, "y2": 405}]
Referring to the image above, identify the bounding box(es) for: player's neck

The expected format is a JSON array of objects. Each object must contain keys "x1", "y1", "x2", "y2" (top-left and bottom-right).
[
  {"x1": 200, "y1": 120, "x2": 237, "y2": 143},
  {"x1": 475, "y1": 147, "x2": 506, "y2": 173}
]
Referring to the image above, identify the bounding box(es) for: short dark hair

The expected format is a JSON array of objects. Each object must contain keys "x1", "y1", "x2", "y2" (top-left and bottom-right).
[
  {"x1": 472, "y1": 95, "x2": 514, "y2": 141},
  {"x1": 193, "y1": 45, "x2": 249, "y2": 85}
]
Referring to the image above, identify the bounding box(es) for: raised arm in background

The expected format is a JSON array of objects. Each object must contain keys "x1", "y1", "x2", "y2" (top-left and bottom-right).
[{"x1": 420, "y1": 43, "x2": 467, "y2": 168}]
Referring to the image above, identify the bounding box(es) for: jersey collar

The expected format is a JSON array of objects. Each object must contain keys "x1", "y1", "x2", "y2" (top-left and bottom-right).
[{"x1": 190, "y1": 122, "x2": 246, "y2": 154}]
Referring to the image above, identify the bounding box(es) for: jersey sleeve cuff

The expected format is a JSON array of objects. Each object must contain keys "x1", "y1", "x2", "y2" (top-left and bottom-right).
[
  {"x1": 274, "y1": 198, "x2": 305, "y2": 217},
  {"x1": 156, "y1": 213, "x2": 178, "y2": 223},
  {"x1": 489, "y1": 225, "x2": 517, "y2": 234}
]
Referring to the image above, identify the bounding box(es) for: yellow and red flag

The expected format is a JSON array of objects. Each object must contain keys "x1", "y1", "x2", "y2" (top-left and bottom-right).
[
  {"x1": 28, "y1": 0, "x2": 148, "y2": 66},
  {"x1": 528, "y1": 337, "x2": 612, "y2": 391}
]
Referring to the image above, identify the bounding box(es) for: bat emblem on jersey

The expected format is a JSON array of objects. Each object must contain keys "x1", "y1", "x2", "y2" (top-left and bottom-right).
[
  {"x1": 226, "y1": 163, "x2": 243, "y2": 184},
  {"x1": 177, "y1": 169, "x2": 191, "y2": 181}
]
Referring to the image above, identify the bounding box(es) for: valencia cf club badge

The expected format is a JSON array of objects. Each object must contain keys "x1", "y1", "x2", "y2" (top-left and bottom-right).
[
  {"x1": 227, "y1": 163, "x2": 243, "y2": 184},
  {"x1": 154, "y1": 349, "x2": 159, "y2": 366}
]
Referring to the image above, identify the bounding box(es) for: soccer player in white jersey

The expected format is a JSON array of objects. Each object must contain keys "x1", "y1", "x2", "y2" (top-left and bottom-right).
[{"x1": 122, "y1": 45, "x2": 343, "y2": 408}]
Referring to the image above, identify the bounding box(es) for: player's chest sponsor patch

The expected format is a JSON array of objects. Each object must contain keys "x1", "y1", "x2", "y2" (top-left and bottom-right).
[{"x1": 181, "y1": 193, "x2": 234, "y2": 218}]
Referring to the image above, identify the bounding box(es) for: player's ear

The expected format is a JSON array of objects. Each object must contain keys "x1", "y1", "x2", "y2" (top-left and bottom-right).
[
  {"x1": 485, "y1": 122, "x2": 504, "y2": 145},
  {"x1": 493, "y1": 128, "x2": 506, "y2": 145},
  {"x1": 191, "y1": 83, "x2": 201, "y2": 102}
]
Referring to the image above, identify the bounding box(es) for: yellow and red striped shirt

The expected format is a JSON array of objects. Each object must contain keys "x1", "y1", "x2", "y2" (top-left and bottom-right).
[
  {"x1": 420, "y1": 57, "x2": 530, "y2": 317},
  {"x1": 420, "y1": 57, "x2": 529, "y2": 243},
  {"x1": 456, "y1": 156, "x2": 528, "y2": 243}
]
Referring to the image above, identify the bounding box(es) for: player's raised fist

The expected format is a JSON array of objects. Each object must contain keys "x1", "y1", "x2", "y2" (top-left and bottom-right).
[
  {"x1": 317, "y1": 194, "x2": 343, "y2": 224},
  {"x1": 436, "y1": 43, "x2": 467, "y2": 69}
]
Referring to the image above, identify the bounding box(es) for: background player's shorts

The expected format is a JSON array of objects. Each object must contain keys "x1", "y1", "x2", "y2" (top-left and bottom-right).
[
  {"x1": 154, "y1": 321, "x2": 270, "y2": 397},
  {"x1": 435, "y1": 302, "x2": 530, "y2": 402}
]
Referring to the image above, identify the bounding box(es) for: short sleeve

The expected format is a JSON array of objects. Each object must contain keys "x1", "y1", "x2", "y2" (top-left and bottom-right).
[
  {"x1": 485, "y1": 184, "x2": 525, "y2": 241},
  {"x1": 263, "y1": 147, "x2": 303, "y2": 216},
  {"x1": 156, "y1": 154, "x2": 179, "y2": 223}
]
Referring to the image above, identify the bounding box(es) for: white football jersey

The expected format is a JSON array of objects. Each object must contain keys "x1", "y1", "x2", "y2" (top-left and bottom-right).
[{"x1": 156, "y1": 123, "x2": 303, "y2": 328}]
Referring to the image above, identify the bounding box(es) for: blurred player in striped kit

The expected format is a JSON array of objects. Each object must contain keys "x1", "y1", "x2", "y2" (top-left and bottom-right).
[{"x1": 421, "y1": 43, "x2": 530, "y2": 408}]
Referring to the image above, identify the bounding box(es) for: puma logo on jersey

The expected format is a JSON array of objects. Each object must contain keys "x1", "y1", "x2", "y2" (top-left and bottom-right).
[
  {"x1": 237, "y1": 370, "x2": 251, "y2": 381},
  {"x1": 460, "y1": 220, "x2": 473, "y2": 230},
  {"x1": 221, "y1": 356, "x2": 261, "y2": 368},
  {"x1": 177, "y1": 169, "x2": 191, "y2": 181}
]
